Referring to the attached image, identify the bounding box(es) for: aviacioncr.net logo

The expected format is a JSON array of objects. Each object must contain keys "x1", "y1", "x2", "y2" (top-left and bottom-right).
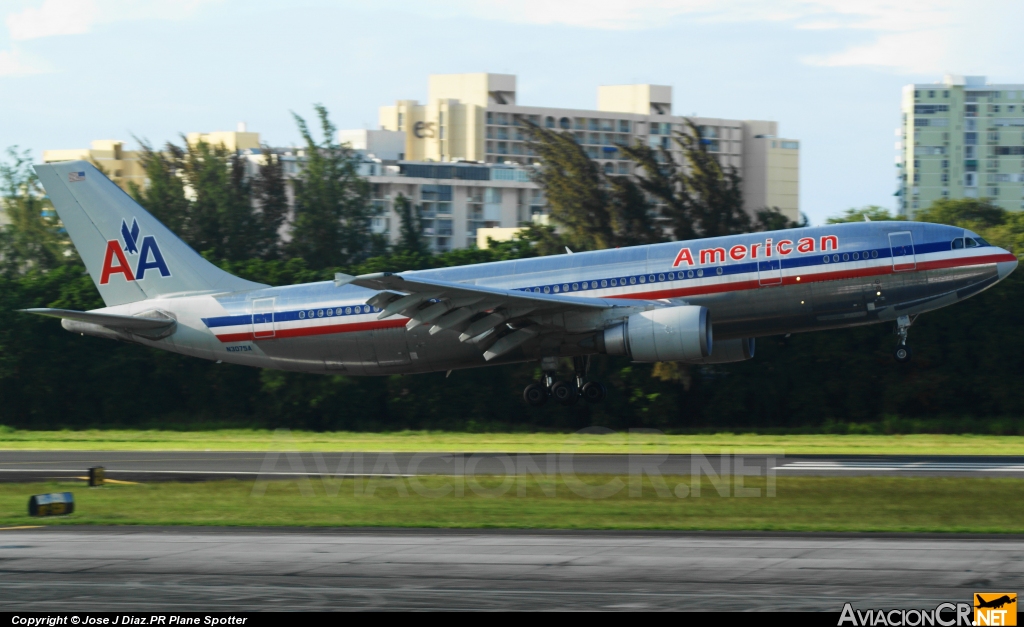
[{"x1": 99, "y1": 218, "x2": 171, "y2": 285}]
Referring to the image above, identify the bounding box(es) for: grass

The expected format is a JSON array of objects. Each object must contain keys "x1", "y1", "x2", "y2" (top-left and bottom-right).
[
  {"x1": 0, "y1": 428, "x2": 1023, "y2": 455},
  {"x1": 1, "y1": 475, "x2": 1023, "y2": 533}
]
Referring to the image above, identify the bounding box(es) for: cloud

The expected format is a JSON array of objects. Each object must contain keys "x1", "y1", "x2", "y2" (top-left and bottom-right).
[
  {"x1": 0, "y1": 0, "x2": 222, "y2": 79},
  {"x1": 5, "y1": 0, "x2": 221, "y2": 42},
  {"x1": 7, "y1": 0, "x2": 100, "y2": 41},
  {"x1": 0, "y1": 47, "x2": 51, "y2": 76},
  {"x1": 448, "y1": 0, "x2": 1014, "y2": 75}
]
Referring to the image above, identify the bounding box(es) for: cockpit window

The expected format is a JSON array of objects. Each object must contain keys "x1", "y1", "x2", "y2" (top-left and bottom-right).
[
  {"x1": 974, "y1": 236, "x2": 990, "y2": 246},
  {"x1": 952, "y1": 238, "x2": 964, "y2": 250},
  {"x1": 965, "y1": 237, "x2": 980, "y2": 248}
]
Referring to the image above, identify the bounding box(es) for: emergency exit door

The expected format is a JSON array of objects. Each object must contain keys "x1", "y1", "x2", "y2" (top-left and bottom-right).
[
  {"x1": 889, "y1": 232, "x2": 916, "y2": 272},
  {"x1": 251, "y1": 298, "x2": 276, "y2": 339}
]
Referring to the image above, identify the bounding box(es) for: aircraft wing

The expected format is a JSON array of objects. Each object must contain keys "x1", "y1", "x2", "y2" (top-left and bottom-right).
[
  {"x1": 335, "y1": 271, "x2": 651, "y2": 361},
  {"x1": 22, "y1": 308, "x2": 177, "y2": 339}
]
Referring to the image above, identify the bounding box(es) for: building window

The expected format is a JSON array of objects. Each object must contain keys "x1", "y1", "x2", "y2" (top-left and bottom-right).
[
  {"x1": 943, "y1": 90, "x2": 949, "y2": 98},
  {"x1": 588, "y1": 119, "x2": 599, "y2": 131},
  {"x1": 928, "y1": 90, "x2": 935, "y2": 98},
  {"x1": 619, "y1": 120, "x2": 630, "y2": 133},
  {"x1": 559, "y1": 117, "x2": 571, "y2": 130},
  {"x1": 545, "y1": 116, "x2": 555, "y2": 129}
]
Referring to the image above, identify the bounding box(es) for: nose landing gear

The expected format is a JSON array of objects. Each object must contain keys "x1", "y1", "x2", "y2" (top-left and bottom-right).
[
  {"x1": 523, "y1": 356, "x2": 608, "y2": 407},
  {"x1": 893, "y1": 314, "x2": 915, "y2": 363}
]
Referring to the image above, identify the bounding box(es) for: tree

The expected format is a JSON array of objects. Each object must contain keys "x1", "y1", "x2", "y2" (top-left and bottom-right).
[
  {"x1": 130, "y1": 139, "x2": 190, "y2": 235},
  {"x1": 621, "y1": 120, "x2": 750, "y2": 241},
  {"x1": 179, "y1": 137, "x2": 256, "y2": 261},
  {"x1": 755, "y1": 207, "x2": 808, "y2": 231},
  {"x1": 287, "y1": 104, "x2": 372, "y2": 269},
  {"x1": 826, "y1": 206, "x2": 901, "y2": 224},
  {"x1": 523, "y1": 123, "x2": 614, "y2": 251},
  {"x1": 250, "y1": 149, "x2": 289, "y2": 260},
  {"x1": 394, "y1": 193, "x2": 427, "y2": 255},
  {"x1": 606, "y1": 176, "x2": 663, "y2": 246},
  {"x1": 914, "y1": 198, "x2": 1005, "y2": 231},
  {"x1": 620, "y1": 143, "x2": 696, "y2": 242},
  {"x1": 0, "y1": 146, "x2": 68, "y2": 275}
]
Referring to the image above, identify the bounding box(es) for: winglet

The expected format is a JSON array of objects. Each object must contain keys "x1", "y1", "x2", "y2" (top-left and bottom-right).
[{"x1": 334, "y1": 273, "x2": 356, "y2": 287}]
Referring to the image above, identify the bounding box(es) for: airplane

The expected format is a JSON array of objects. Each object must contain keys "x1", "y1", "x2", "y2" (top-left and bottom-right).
[
  {"x1": 976, "y1": 594, "x2": 1016, "y2": 610},
  {"x1": 25, "y1": 161, "x2": 1018, "y2": 407}
]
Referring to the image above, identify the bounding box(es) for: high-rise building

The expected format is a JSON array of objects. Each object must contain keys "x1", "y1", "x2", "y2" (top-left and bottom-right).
[
  {"x1": 898, "y1": 75, "x2": 1024, "y2": 217},
  {"x1": 379, "y1": 73, "x2": 800, "y2": 222}
]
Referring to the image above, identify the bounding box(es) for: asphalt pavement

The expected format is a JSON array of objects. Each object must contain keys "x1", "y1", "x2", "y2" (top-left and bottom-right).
[
  {"x1": 0, "y1": 451, "x2": 1023, "y2": 481},
  {"x1": 0, "y1": 527, "x2": 1020, "y2": 611}
]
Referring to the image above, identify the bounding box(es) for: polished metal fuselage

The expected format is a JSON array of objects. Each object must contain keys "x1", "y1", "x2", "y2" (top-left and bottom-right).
[{"x1": 101, "y1": 221, "x2": 1017, "y2": 375}]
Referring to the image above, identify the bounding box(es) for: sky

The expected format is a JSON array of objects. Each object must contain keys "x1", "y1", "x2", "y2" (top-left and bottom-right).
[{"x1": 1, "y1": 0, "x2": 1022, "y2": 225}]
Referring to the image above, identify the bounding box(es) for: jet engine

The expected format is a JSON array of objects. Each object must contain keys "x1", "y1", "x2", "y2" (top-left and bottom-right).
[
  {"x1": 689, "y1": 337, "x2": 754, "y2": 364},
  {"x1": 601, "y1": 305, "x2": 711, "y2": 362}
]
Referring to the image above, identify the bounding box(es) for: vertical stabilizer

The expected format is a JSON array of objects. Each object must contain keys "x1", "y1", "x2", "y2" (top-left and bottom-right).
[{"x1": 34, "y1": 161, "x2": 265, "y2": 306}]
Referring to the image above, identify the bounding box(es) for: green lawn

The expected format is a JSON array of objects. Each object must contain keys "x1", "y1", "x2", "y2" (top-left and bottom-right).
[
  {"x1": 0, "y1": 428, "x2": 1023, "y2": 455},
  {"x1": 2, "y1": 475, "x2": 1023, "y2": 533}
]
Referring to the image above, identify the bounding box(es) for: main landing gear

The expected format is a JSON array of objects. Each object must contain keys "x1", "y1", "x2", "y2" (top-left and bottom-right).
[
  {"x1": 523, "y1": 356, "x2": 607, "y2": 407},
  {"x1": 893, "y1": 314, "x2": 915, "y2": 363}
]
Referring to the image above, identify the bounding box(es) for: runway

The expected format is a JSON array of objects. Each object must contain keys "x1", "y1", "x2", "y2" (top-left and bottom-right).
[
  {"x1": 0, "y1": 527, "x2": 1020, "y2": 611},
  {"x1": 0, "y1": 451, "x2": 1023, "y2": 481}
]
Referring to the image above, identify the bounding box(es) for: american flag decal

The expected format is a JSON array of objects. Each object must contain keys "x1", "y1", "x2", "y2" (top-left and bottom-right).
[{"x1": 68, "y1": 171, "x2": 85, "y2": 182}]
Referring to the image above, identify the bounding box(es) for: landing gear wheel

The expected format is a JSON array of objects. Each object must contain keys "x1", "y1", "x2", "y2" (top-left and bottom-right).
[
  {"x1": 582, "y1": 381, "x2": 607, "y2": 403},
  {"x1": 523, "y1": 382, "x2": 548, "y2": 407},
  {"x1": 894, "y1": 344, "x2": 912, "y2": 363},
  {"x1": 550, "y1": 380, "x2": 579, "y2": 406}
]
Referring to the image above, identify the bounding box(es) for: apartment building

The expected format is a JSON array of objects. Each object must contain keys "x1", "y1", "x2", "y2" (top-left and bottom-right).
[
  {"x1": 378, "y1": 73, "x2": 800, "y2": 221},
  {"x1": 42, "y1": 125, "x2": 262, "y2": 193},
  {"x1": 898, "y1": 75, "x2": 1024, "y2": 216}
]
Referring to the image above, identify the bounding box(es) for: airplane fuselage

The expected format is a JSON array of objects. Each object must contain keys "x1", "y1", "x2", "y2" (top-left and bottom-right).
[{"x1": 85, "y1": 221, "x2": 1016, "y2": 376}]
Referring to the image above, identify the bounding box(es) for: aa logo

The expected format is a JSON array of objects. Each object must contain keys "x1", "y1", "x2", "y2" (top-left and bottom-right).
[
  {"x1": 975, "y1": 593, "x2": 1017, "y2": 626},
  {"x1": 100, "y1": 218, "x2": 171, "y2": 285}
]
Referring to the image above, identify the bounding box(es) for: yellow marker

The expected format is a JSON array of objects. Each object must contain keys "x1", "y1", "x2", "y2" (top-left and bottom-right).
[{"x1": 0, "y1": 526, "x2": 43, "y2": 531}]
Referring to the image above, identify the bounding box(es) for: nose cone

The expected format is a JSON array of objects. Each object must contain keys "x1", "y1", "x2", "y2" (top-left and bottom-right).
[{"x1": 997, "y1": 250, "x2": 1018, "y2": 280}]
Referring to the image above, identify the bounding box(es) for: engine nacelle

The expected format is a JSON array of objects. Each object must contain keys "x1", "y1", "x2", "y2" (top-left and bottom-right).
[
  {"x1": 603, "y1": 305, "x2": 711, "y2": 362},
  {"x1": 688, "y1": 337, "x2": 754, "y2": 364}
]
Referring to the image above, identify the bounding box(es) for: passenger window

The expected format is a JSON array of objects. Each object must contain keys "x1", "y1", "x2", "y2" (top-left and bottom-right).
[
  {"x1": 965, "y1": 237, "x2": 979, "y2": 248},
  {"x1": 952, "y1": 238, "x2": 964, "y2": 249}
]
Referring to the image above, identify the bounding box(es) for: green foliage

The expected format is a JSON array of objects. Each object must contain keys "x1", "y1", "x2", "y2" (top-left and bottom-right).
[
  {"x1": 827, "y1": 205, "x2": 901, "y2": 224},
  {"x1": 523, "y1": 123, "x2": 616, "y2": 250},
  {"x1": 620, "y1": 120, "x2": 750, "y2": 240},
  {"x1": 915, "y1": 198, "x2": 1006, "y2": 230},
  {"x1": 287, "y1": 104, "x2": 373, "y2": 269},
  {"x1": 755, "y1": 207, "x2": 807, "y2": 231},
  {"x1": 0, "y1": 147, "x2": 71, "y2": 275},
  {"x1": 130, "y1": 139, "x2": 287, "y2": 262},
  {"x1": 4, "y1": 476, "x2": 1024, "y2": 532},
  {"x1": 129, "y1": 140, "x2": 190, "y2": 234},
  {"x1": 394, "y1": 193, "x2": 427, "y2": 255}
]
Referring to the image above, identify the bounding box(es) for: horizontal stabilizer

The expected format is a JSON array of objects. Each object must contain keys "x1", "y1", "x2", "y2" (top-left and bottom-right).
[{"x1": 22, "y1": 308, "x2": 177, "y2": 339}]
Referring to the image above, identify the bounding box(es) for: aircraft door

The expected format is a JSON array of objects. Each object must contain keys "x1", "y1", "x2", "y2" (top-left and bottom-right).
[
  {"x1": 889, "y1": 232, "x2": 916, "y2": 272},
  {"x1": 251, "y1": 297, "x2": 275, "y2": 339},
  {"x1": 758, "y1": 260, "x2": 782, "y2": 286}
]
